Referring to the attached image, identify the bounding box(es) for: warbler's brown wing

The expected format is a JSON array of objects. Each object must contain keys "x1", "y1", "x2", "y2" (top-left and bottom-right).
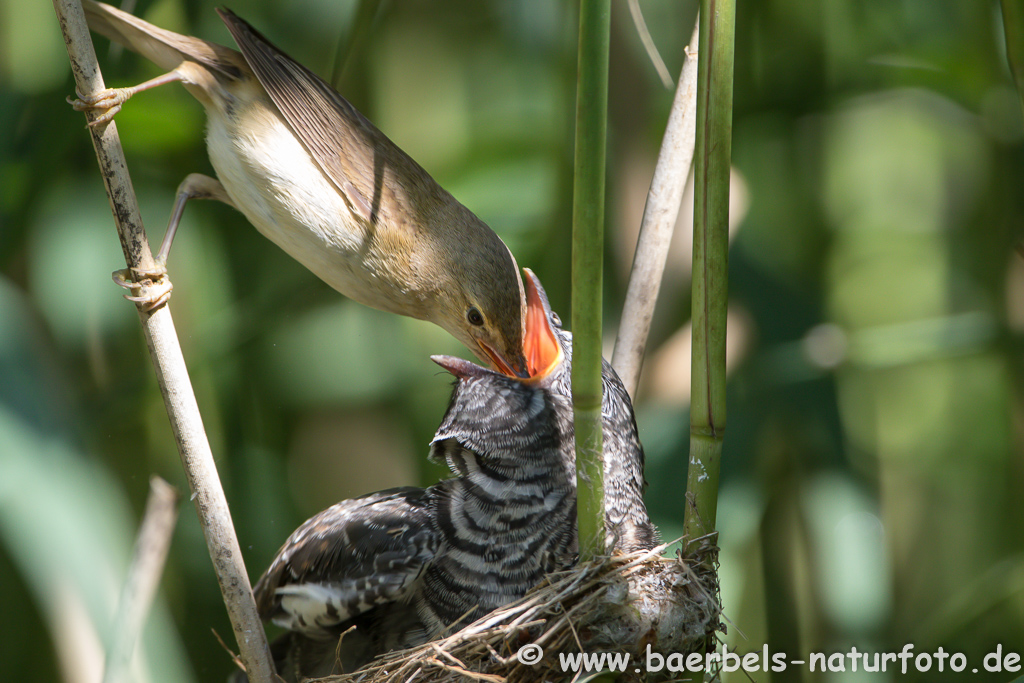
[{"x1": 217, "y1": 8, "x2": 441, "y2": 226}]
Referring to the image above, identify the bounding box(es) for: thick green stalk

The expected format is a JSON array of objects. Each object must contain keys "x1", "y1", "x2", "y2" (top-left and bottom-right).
[
  {"x1": 683, "y1": 0, "x2": 735, "y2": 543},
  {"x1": 572, "y1": 0, "x2": 610, "y2": 560},
  {"x1": 1001, "y1": 0, "x2": 1024, "y2": 118}
]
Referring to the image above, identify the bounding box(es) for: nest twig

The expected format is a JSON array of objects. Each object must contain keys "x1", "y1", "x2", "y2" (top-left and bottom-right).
[{"x1": 321, "y1": 540, "x2": 722, "y2": 683}]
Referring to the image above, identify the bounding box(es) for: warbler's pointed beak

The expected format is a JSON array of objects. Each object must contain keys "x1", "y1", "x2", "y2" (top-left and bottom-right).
[
  {"x1": 523, "y1": 268, "x2": 563, "y2": 379},
  {"x1": 477, "y1": 341, "x2": 527, "y2": 379}
]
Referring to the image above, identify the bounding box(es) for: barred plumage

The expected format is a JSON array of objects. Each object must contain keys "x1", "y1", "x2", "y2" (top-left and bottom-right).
[
  {"x1": 417, "y1": 361, "x2": 578, "y2": 636},
  {"x1": 253, "y1": 487, "x2": 436, "y2": 637},
  {"x1": 529, "y1": 275, "x2": 658, "y2": 553},
  {"x1": 246, "y1": 270, "x2": 656, "y2": 681},
  {"x1": 249, "y1": 353, "x2": 577, "y2": 679}
]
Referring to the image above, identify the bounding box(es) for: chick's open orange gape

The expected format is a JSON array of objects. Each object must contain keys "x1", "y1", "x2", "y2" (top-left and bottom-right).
[
  {"x1": 247, "y1": 326, "x2": 578, "y2": 680},
  {"x1": 235, "y1": 269, "x2": 655, "y2": 681},
  {"x1": 523, "y1": 268, "x2": 564, "y2": 378}
]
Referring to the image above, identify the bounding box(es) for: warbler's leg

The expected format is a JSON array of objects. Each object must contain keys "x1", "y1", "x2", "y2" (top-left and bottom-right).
[
  {"x1": 68, "y1": 70, "x2": 185, "y2": 125},
  {"x1": 113, "y1": 173, "x2": 234, "y2": 311},
  {"x1": 154, "y1": 173, "x2": 235, "y2": 265}
]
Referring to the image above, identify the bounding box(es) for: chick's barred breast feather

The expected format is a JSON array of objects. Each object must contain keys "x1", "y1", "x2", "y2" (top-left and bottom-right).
[
  {"x1": 246, "y1": 272, "x2": 656, "y2": 681},
  {"x1": 249, "y1": 360, "x2": 577, "y2": 679}
]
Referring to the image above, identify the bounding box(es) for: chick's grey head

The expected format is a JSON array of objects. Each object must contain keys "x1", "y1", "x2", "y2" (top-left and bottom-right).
[
  {"x1": 430, "y1": 263, "x2": 569, "y2": 455},
  {"x1": 429, "y1": 355, "x2": 564, "y2": 464},
  {"x1": 432, "y1": 267, "x2": 657, "y2": 552}
]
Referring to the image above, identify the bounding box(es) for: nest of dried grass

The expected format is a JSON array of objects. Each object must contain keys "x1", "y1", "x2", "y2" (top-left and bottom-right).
[{"x1": 321, "y1": 539, "x2": 722, "y2": 683}]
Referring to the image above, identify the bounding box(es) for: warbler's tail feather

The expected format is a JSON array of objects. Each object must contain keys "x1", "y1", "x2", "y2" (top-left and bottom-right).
[{"x1": 81, "y1": 0, "x2": 245, "y2": 80}]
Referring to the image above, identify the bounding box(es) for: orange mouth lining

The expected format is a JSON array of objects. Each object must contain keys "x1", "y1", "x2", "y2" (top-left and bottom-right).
[{"x1": 523, "y1": 270, "x2": 562, "y2": 379}]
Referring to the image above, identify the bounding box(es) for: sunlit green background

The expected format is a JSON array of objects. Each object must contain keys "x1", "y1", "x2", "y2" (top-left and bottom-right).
[{"x1": 3, "y1": 0, "x2": 1024, "y2": 681}]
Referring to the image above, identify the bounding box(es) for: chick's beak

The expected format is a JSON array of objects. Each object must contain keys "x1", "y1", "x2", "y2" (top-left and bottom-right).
[
  {"x1": 523, "y1": 268, "x2": 562, "y2": 379},
  {"x1": 432, "y1": 354, "x2": 491, "y2": 379}
]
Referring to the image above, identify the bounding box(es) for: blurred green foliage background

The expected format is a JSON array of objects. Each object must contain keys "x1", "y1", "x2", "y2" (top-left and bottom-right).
[{"x1": 2, "y1": 0, "x2": 1024, "y2": 681}]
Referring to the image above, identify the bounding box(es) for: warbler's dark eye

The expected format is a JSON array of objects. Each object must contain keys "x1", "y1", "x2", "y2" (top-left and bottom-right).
[
  {"x1": 467, "y1": 307, "x2": 484, "y2": 326},
  {"x1": 550, "y1": 312, "x2": 561, "y2": 327}
]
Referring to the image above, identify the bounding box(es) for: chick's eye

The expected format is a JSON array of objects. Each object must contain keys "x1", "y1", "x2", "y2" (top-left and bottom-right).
[{"x1": 467, "y1": 307, "x2": 484, "y2": 326}]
